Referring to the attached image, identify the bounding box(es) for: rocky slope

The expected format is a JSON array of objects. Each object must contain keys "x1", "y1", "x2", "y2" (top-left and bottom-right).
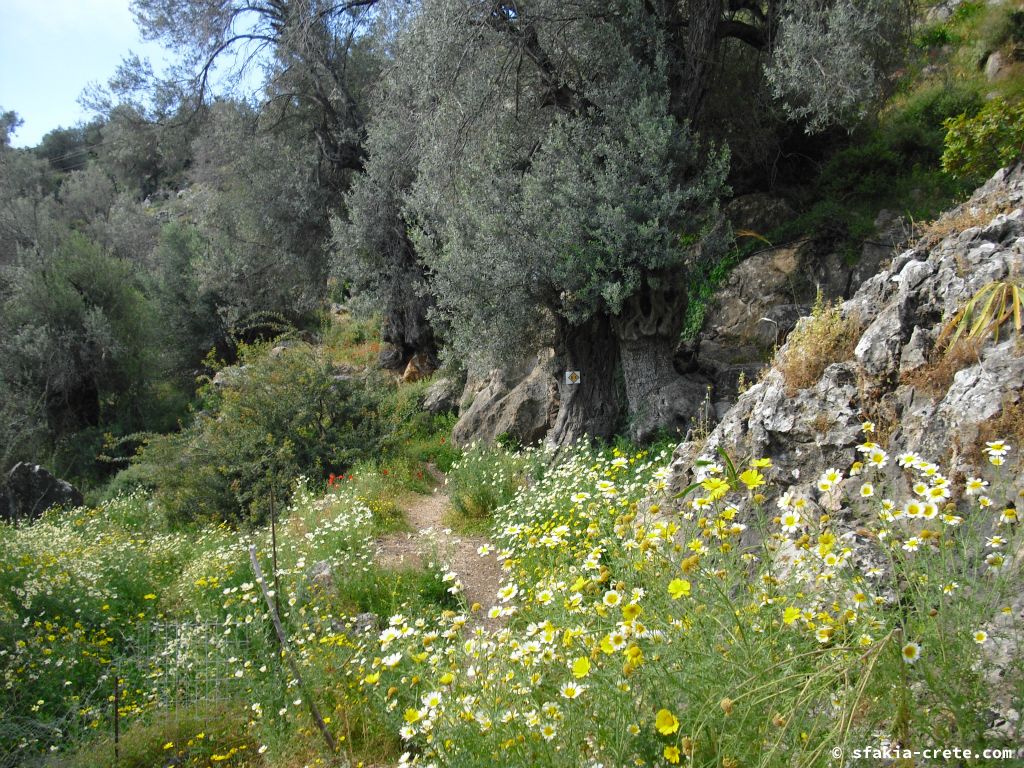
[{"x1": 666, "y1": 164, "x2": 1024, "y2": 507}]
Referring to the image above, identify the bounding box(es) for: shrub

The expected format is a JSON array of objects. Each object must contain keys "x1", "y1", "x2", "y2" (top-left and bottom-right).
[
  {"x1": 943, "y1": 98, "x2": 1024, "y2": 181},
  {"x1": 777, "y1": 296, "x2": 861, "y2": 393},
  {"x1": 131, "y1": 340, "x2": 387, "y2": 524},
  {"x1": 884, "y1": 81, "x2": 983, "y2": 161}
]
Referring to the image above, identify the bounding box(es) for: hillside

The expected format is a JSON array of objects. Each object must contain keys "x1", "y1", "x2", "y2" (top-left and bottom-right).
[
  {"x1": 4, "y1": 0, "x2": 1024, "y2": 766},
  {"x1": 2, "y1": 167, "x2": 1023, "y2": 766}
]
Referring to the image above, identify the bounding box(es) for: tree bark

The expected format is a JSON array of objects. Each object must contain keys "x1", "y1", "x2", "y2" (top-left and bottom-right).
[
  {"x1": 378, "y1": 234, "x2": 437, "y2": 370},
  {"x1": 612, "y1": 283, "x2": 709, "y2": 443},
  {"x1": 546, "y1": 313, "x2": 622, "y2": 448},
  {"x1": 681, "y1": 0, "x2": 724, "y2": 120}
]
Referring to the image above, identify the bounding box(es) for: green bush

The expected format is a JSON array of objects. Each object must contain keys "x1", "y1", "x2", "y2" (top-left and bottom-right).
[
  {"x1": 885, "y1": 81, "x2": 984, "y2": 160},
  {"x1": 915, "y1": 22, "x2": 958, "y2": 48},
  {"x1": 130, "y1": 340, "x2": 387, "y2": 524},
  {"x1": 943, "y1": 97, "x2": 1024, "y2": 180}
]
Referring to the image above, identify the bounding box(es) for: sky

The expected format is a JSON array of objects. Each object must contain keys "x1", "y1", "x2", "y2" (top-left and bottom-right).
[{"x1": 0, "y1": 0, "x2": 170, "y2": 147}]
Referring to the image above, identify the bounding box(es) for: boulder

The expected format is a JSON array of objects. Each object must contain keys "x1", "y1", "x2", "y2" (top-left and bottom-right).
[
  {"x1": 1, "y1": 463, "x2": 84, "y2": 523},
  {"x1": 211, "y1": 365, "x2": 247, "y2": 389},
  {"x1": 269, "y1": 340, "x2": 300, "y2": 358},
  {"x1": 422, "y1": 371, "x2": 467, "y2": 415},
  {"x1": 985, "y1": 51, "x2": 1007, "y2": 81},
  {"x1": 453, "y1": 350, "x2": 560, "y2": 447},
  {"x1": 924, "y1": 0, "x2": 960, "y2": 22},
  {"x1": 352, "y1": 612, "x2": 380, "y2": 635},
  {"x1": 330, "y1": 611, "x2": 380, "y2": 636},
  {"x1": 307, "y1": 560, "x2": 335, "y2": 591}
]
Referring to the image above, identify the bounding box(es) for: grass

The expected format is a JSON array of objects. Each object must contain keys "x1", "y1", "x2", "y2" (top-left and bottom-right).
[
  {"x1": 902, "y1": 337, "x2": 983, "y2": 398},
  {"x1": 777, "y1": 295, "x2": 862, "y2": 394},
  {"x1": 53, "y1": 703, "x2": 263, "y2": 768},
  {"x1": 320, "y1": 310, "x2": 382, "y2": 369},
  {"x1": 444, "y1": 441, "x2": 544, "y2": 524},
  {"x1": 0, "y1": 477, "x2": 461, "y2": 768}
]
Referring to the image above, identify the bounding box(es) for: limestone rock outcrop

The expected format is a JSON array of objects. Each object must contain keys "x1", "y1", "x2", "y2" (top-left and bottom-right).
[
  {"x1": 452, "y1": 350, "x2": 560, "y2": 447},
  {"x1": 667, "y1": 165, "x2": 1024, "y2": 506},
  {"x1": 693, "y1": 209, "x2": 907, "y2": 409}
]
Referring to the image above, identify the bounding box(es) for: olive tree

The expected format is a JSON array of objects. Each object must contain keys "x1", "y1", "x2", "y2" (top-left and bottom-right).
[{"x1": 346, "y1": 0, "x2": 913, "y2": 444}]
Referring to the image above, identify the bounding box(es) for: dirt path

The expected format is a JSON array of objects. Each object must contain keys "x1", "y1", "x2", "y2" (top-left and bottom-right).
[{"x1": 374, "y1": 468, "x2": 505, "y2": 625}]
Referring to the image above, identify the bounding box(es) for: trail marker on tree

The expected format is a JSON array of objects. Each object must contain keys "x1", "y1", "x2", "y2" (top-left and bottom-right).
[{"x1": 565, "y1": 370, "x2": 581, "y2": 385}]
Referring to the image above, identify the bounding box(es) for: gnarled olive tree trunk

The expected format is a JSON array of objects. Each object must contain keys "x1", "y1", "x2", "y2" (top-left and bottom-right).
[
  {"x1": 378, "y1": 235, "x2": 437, "y2": 370},
  {"x1": 546, "y1": 313, "x2": 621, "y2": 448},
  {"x1": 612, "y1": 283, "x2": 708, "y2": 443}
]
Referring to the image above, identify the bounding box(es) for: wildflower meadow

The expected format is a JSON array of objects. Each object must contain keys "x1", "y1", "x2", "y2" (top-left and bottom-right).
[{"x1": 1, "y1": 430, "x2": 1022, "y2": 767}]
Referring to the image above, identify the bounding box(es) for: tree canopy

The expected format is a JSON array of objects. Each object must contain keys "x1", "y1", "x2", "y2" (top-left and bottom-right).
[{"x1": 342, "y1": 0, "x2": 913, "y2": 440}]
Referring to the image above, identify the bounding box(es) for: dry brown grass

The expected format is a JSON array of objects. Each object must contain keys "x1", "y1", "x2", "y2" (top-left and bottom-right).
[
  {"x1": 919, "y1": 197, "x2": 1016, "y2": 250},
  {"x1": 811, "y1": 411, "x2": 833, "y2": 433},
  {"x1": 969, "y1": 396, "x2": 1024, "y2": 469},
  {"x1": 777, "y1": 298, "x2": 861, "y2": 395},
  {"x1": 902, "y1": 337, "x2": 983, "y2": 398}
]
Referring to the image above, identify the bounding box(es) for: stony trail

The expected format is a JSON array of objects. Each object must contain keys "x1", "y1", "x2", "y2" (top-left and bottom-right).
[{"x1": 373, "y1": 467, "x2": 505, "y2": 625}]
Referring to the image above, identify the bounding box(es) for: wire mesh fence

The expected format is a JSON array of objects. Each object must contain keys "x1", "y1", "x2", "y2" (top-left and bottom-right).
[
  {"x1": 2, "y1": 619, "x2": 261, "y2": 768},
  {"x1": 122, "y1": 619, "x2": 259, "y2": 712}
]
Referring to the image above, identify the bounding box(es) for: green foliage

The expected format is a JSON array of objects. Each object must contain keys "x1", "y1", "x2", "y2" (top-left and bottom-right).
[
  {"x1": 35, "y1": 120, "x2": 103, "y2": 174},
  {"x1": 445, "y1": 443, "x2": 543, "y2": 522},
  {"x1": 400, "y1": 0, "x2": 732, "y2": 368},
  {"x1": 0, "y1": 234, "x2": 165, "y2": 475},
  {"x1": 943, "y1": 98, "x2": 1024, "y2": 181},
  {"x1": 130, "y1": 341, "x2": 386, "y2": 524},
  {"x1": 766, "y1": 0, "x2": 914, "y2": 132},
  {"x1": 914, "y1": 21, "x2": 958, "y2": 48}
]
